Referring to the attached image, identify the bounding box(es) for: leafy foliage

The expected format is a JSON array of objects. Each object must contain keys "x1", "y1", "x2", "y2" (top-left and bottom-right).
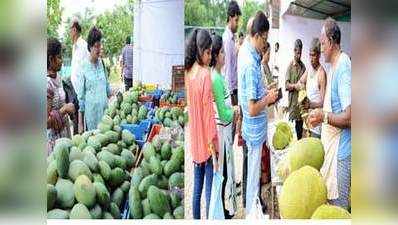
[
  {"x1": 49, "y1": 1, "x2": 133, "y2": 64},
  {"x1": 184, "y1": 0, "x2": 265, "y2": 34},
  {"x1": 47, "y1": 0, "x2": 62, "y2": 38}
]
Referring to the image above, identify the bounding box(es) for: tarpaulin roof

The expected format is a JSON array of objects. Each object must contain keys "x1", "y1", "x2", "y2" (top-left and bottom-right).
[{"x1": 283, "y1": 0, "x2": 350, "y2": 21}]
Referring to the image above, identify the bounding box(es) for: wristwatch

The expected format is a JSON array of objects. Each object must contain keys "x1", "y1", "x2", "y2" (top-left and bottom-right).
[{"x1": 323, "y1": 111, "x2": 328, "y2": 124}]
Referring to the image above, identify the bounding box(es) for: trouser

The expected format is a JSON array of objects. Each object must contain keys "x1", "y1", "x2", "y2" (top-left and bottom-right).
[
  {"x1": 242, "y1": 140, "x2": 248, "y2": 208},
  {"x1": 70, "y1": 113, "x2": 78, "y2": 135},
  {"x1": 124, "y1": 77, "x2": 133, "y2": 91},
  {"x1": 295, "y1": 119, "x2": 303, "y2": 140},
  {"x1": 218, "y1": 123, "x2": 237, "y2": 218},
  {"x1": 329, "y1": 156, "x2": 351, "y2": 210},
  {"x1": 245, "y1": 142, "x2": 263, "y2": 215},
  {"x1": 193, "y1": 157, "x2": 213, "y2": 219},
  {"x1": 231, "y1": 89, "x2": 238, "y2": 106},
  {"x1": 260, "y1": 143, "x2": 271, "y2": 185}
]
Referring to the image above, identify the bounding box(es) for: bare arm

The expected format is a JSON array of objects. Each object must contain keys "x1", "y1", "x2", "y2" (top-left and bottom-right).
[
  {"x1": 293, "y1": 71, "x2": 308, "y2": 90},
  {"x1": 328, "y1": 105, "x2": 351, "y2": 128},
  {"x1": 248, "y1": 89, "x2": 278, "y2": 116},
  {"x1": 248, "y1": 98, "x2": 268, "y2": 117},
  {"x1": 310, "y1": 69, "x2": 327, "y2": 109}
]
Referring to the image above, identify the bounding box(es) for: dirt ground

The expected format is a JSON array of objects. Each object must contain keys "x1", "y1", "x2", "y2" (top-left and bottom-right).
[
  {"x1": 183, "y1": 106, "x2": 286, "y2": 219},
  {"x1": 184, "y1": 129, "x2": 272, "y2": 219}
]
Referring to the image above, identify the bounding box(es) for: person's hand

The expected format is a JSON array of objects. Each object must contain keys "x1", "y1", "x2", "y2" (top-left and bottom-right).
[
  {"x1": 286, "y1": 83, "x2": 295, "y2": 91},
  {"x1": 265, "y1": 88, "x2": 278, "y2": 105},
  {"x1": 60, "y1": 103, "x2": 74, "y2": 115},
  {"x1": 308, "y1": 108, "x2": 323, "y2": 128},
  {"x1": 213, "y1": 158, "x2": 219, "y2": 172},
  {"x1": 65, "y1": 103, "x2": 75, "y2": 114},
  {"x1": 267, "y1": 81, "x2": 277, "y2": 90},
  {"x1": 235, "y1": 108, "x2": 242, "y2": 138}
]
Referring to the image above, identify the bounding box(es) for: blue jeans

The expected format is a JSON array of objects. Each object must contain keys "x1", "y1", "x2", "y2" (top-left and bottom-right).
[
  {"x1": 245, "y1": 142, "x2": 263, "y2": 215},
  {"x1": 193, "y1": 157, "x2": 213, "y2": 219}
]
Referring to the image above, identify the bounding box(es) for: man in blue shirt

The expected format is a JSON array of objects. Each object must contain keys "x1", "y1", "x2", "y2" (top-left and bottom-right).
[
  {"x1": 237, "y1": 11, "x2": 278, "y2": 216},
  {"x1": 309, "y1": 18, "x2": 351, "y2": 210}
]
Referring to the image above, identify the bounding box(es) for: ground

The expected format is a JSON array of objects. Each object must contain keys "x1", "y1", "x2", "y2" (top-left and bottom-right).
[
  {"x1": 184, "y1": 106, "x2": 285, "y2": 219},
  {"x1": 184, "y1": 129, "x2": 253, "y2": 219}
]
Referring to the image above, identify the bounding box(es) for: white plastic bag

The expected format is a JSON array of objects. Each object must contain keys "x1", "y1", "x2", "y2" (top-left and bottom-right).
[
  {"x1": 246, "y1": 197, "x2": 266, "y2": 219},
  {"x1": 208, "y1": 171, "x2": 225, "y2": 220}
]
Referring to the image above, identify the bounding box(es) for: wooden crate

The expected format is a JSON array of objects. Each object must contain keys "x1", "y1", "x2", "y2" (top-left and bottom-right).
[{"x1": 172, "y1": 65, "x2": 185, "y2": 92}]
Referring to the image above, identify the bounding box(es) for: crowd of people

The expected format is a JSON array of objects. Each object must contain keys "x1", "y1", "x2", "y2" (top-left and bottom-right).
[
  {"x1": 185, "y1": 0, "x2": 351, "y2": 219},
  {"x1": 47, "y1": 20, "x2": 134, "y2": 154}
]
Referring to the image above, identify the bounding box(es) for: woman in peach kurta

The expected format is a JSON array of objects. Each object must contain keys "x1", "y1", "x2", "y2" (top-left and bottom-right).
[{"x1": 185, "y1": 28, "x2": 218, "y2": 219}]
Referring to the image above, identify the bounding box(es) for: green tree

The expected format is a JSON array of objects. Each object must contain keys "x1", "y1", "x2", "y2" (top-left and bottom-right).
[
  {"x1": 239, "y1": 1, "x2": 265, "y2": 34},
  {"x1": 96, "y1": 5, "x2": 133, "y2": 59},
  {"x1": 185, "y1": 0, "x2": 228, "y2": 27},
  {"x1": 47, "y1": 0, "x2": 62, "y2": 38},
  {"x1": 60, "y1": 3, "x2": 133, "y2": 65},
  {"x1": 184, "y1": 0, "x2": 264, "y2": 34}
]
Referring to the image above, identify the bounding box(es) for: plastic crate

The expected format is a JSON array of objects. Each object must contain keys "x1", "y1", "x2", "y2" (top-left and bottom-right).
[
  {"x1": 148, "y1": 89, "x2": 164, "y2": 100},
  {"x1": 172, "y1": 65, "x2": 185, "y2": 92},
  {"x1": 144, "y1": 101, "x2": 154, "y2": 109},
  {"x1": 138, "y1": 95, "x2": 153, "y2": 102},
  {"x1": 120, "y1": 123, "x2": 147, "y2": 149},
  {"x1": 147, "y1": 124, "x2": 162, "y2": 142},
  {"x1": 139, "y1": 119, "x2": 153, "y2": 133}
]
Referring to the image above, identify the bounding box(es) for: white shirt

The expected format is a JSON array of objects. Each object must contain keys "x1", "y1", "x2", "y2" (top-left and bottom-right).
[
  {"x1": 306, "y1": 66, "x2": 322, "y2": 135},
  {"x1": 71, "y1": 36, "x2": 89, "y2": 93}
]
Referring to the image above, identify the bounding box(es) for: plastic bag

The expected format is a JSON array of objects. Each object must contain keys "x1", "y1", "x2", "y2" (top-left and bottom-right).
[
  {"x1": 246, "y1": 196, "x2": 266, "y2": 219},
  {"x1": 208, "y1": 171, "x2": 225, "y2": 220}
]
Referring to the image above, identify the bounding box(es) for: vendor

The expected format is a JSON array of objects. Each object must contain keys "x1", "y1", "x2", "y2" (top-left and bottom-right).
[
  {"x1": 309, "y1": 18, "x2": 351, "y2": 210},
  {"x1": 292, "y1": 38, "x2": 327, "y2": 138}
]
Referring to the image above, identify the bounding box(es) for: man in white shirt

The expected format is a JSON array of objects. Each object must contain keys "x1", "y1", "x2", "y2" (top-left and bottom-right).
[
  {"x1": 70, "y1": 20, "x2": 89, "y2": 94},
  {"x1": 69, "y1": 20, "x2": 89, "y2": 134}
]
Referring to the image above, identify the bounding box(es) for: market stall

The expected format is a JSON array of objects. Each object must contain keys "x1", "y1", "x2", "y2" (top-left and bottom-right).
[{"x1": 47, "y1": 81, "x2": 187, "y2": 219}]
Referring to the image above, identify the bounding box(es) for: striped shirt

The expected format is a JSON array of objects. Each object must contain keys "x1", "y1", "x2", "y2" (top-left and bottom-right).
[
  {"x1": 223, "y1": 26, "x2": 238, "y2": 92},
  {"x1": 238, "y1": 40, "x2": 268, "y2": 147}
]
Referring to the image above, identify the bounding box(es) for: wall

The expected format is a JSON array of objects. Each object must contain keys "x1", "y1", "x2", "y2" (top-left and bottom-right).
[
  {"x1": 270, "y1": 14, "x2": 351, "y2": 107},
  {"x1": 133, "y1": 0, "x2": 184, "y2": 89}
]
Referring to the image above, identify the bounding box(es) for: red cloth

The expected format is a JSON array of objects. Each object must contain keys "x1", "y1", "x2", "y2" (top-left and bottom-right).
[
  {"x1": 186, "y1": 63, "x2": 218, "y2": 163},
  {"x1": 260, "y1": 143, "x2": 271, "y2": 185}
]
